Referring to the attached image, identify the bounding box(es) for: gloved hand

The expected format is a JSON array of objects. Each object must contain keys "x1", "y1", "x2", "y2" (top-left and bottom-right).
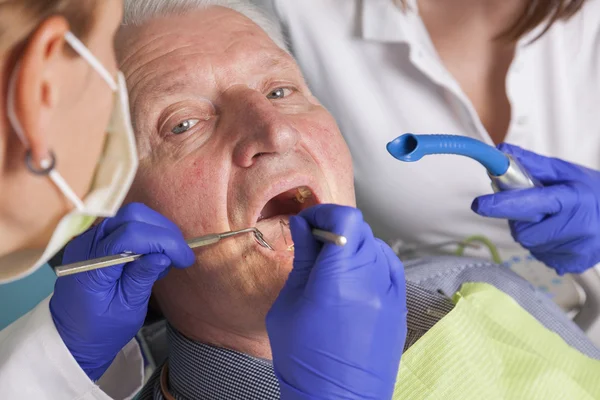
[
  {"x1": 472, "y1": 143, "x2": 600, "y2": 275},
  {"x1": 267, "y1": 204, "x2": 407, "y2": 400},
  {"x1": 50, "y1": 203, "x2": 195, "y2": 381}
]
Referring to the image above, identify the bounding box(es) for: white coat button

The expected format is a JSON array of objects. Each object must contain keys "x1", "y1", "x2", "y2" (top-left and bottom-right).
[{"x1": 516, "y1": 116, "x2": 528, "y2": 125}]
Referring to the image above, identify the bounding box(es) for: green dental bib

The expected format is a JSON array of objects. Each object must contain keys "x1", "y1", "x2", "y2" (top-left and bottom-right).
[{"x1": 394, "y1": 283, "x2": 600, "y2": 399}]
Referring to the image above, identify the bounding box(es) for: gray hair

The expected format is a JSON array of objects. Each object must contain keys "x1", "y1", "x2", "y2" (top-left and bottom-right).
[{"x1": 122, "y1": 0, "x2": 287, "y2": 51}]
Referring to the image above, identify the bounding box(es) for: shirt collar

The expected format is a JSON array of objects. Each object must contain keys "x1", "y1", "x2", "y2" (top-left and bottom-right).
[
  {"x1": 166, "y1": 324, "x2": 280, "y2": 400},
  {"x1": 361, "y1": 0, "x2": 418, "y2": 43},
  {"x1": 361, "y1": 0, "x2": 546, "y2": 49},
  {"x1": 161, "y1": 282, "x2": 452, "y2": 399}
]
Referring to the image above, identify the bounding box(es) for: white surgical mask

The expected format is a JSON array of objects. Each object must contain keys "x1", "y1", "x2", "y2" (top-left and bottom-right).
[{"x1": 0, "y1": 32, "x2": 138, "y2": 283}]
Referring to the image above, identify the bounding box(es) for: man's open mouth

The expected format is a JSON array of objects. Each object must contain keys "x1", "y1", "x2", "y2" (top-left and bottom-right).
[
  {"x1": 257, "y1": 186, "x2": 316, "y2": 223},
  {"x1": 255, "y1": 186, "x2": 318, "y2": 251}
]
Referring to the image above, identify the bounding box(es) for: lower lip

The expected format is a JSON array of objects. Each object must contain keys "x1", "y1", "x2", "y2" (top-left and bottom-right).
[{"x1": 255, "y1": 214, "x2": 295, "y2": 254}]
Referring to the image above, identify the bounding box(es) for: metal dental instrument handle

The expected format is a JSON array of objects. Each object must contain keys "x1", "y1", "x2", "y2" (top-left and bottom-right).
[
  {"x1": 312, "y1": 229, "x2": 347, "y2": 246},
  {"x1": 488, "y1": 155, "x2": 541, "y2": 192},
  {"x1": 279, "y1": 219, "x2": 347, "y2": 247},
  {"x1": 54, "y1": 227, "x2": 272, "y2": 277}
]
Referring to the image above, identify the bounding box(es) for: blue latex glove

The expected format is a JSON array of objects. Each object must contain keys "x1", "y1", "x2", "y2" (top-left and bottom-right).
[
  {"x1": 472, "y1": 143, "x2": 600, "y2": 275},
  {"x1": 49, "y1": 203, "x2": 195, "y2": 381},
  {"x1": 267, "y1": 204, "x2": 407, "y2": 400}
]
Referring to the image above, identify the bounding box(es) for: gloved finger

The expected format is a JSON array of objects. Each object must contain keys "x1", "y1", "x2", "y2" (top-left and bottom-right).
[
  {"x1": 378, "y1": 241, "x2": 408, "y2": 343},
  {"x1": 51, "y1": 263, "x2": 125, "y2": 294},
  {"x1": 286, "y1": 215, "x2": 320, "y2": 291},
  {"x1": 63, "y1": 227, "x2": 102, "y2": 262},
  {"x1": 304, "y1": 219, "x2": 375, "y2": 303},
  {"x1": 510, "y1": 215, "x2": 573, "y2": 248},
  {"x1": 102, "y1": 203, "x2": 182, "y2": 236},
  {"x1": 513, "y1": 216, "x2": 587, "y2": 255},
  {"x1": 472, "y1": 185, "x2": 572, "y2": 222},
  {"x1": 526, "y1": 244, "x2": 582, "y2": 275},
  {"x1": 376, "y1": 239, "x2": 406, "y2": 294},
  {"x1": 157, "y1": 267, "x2": 172, "y2": 281},
  {"x1": 96, "y1": 221, "x2": 195, "y2": 268},
  {"x1": 498, "y1": 143, "x2": 582, "y2": 184},
  {"x1": 298, "y1": 204, "x2": 366, "y2": 259},
  {"x1": 120, "y1": 253, "x2": 171, "y2": 307},
  {"x1": 290, "y1": 215, "x2": 320, "y2": 264}
]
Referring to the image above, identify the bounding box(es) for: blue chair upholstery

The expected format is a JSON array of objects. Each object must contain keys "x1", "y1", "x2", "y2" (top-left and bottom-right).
[{"x1": 0, "y1": 264, "x2": 56, "y2": 330}]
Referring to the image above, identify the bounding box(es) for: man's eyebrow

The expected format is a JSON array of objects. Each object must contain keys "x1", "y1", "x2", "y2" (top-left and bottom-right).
[
  {"x1": 258, "y1": 53, "x2": 296, "y2": 71},
  {"x1": 151, "y1": 80, "x2": 190, "y2": 98}
]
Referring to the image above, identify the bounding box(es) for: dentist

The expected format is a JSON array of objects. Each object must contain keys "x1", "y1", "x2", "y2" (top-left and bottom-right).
[{"x1": 0, "y1": 1, "x2": 194, "y2": 398}]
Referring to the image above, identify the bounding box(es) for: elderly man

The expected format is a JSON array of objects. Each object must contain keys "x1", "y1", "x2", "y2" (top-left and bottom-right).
[
  {"x1": 2, "y1": 0, "x2": 600, "y2": 399},
  {"x1": 103, "y1": 0, "x2": 600, "y2": 398},
  {"x1": 115, "y1": 1, "x2": 404, "y2": 398}
]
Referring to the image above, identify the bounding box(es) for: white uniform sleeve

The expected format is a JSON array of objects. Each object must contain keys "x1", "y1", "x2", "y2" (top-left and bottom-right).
[{"x1": 0, "y1": 296, "x2": 144, "y2": 400}]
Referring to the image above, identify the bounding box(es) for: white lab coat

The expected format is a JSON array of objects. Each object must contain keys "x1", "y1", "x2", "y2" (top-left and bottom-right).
[{"x1": 0, "y1": 296, "x2": 144, "y2": 399}]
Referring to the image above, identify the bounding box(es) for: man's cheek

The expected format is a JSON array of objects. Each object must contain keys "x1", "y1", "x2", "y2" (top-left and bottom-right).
[
  {"x1": 302, "y1": 117, "x2": 355, "y2": 204},
  {"x1": 305, "y1": 122, "x2": 352, "y2": 171},
  {"x1": 137, "y1": 161, "x2": 229, "y2": 237},
  {"x1": 126, "y1": 170, "x2": 179, "y2": 216}
]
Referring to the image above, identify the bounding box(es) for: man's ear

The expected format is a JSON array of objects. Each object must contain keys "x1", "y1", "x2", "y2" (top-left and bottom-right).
[{"x1": 13, "y1": 16, "x2": 69, "y2": 167}]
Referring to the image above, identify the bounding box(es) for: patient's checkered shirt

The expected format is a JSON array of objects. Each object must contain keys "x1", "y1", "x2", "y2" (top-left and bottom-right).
[
  {"x1": 137, "y1": 281, "x2": 454, "y2": 400},
  {"x1": 137, "y1": 257, "x2": 600, "y2": 400}
]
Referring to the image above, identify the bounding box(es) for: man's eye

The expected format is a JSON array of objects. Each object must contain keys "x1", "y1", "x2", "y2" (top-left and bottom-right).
[
  {"x1": 267, "y1": 87, "x2": 292, "y2": 100},
  {"x1": 171, "y1": 119, "x2": 200, "y2": 135}
]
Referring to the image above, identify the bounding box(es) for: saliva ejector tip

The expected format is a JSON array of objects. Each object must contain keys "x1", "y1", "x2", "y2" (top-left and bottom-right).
[{"x1": 386, "y1": 133, "x2": 422, "y2": 162}]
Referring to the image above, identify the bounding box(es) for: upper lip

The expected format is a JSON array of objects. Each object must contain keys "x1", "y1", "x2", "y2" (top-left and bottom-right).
[{"x1": 250, "y1": 175, "x2": 322, "y2": 224}]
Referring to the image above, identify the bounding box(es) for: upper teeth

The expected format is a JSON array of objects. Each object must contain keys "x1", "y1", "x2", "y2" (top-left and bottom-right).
[{"x1": 295, "y1": 187, "x2": 312, "y2": 203}]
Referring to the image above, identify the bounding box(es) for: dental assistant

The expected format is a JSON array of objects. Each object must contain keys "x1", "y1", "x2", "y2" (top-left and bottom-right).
[{"x1": 255, "y1": 0, "x2": 600, "y2": 267}]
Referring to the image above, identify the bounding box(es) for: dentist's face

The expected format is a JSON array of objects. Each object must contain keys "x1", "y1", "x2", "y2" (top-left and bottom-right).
[{"x1": 118, "y1": 6, "x2": 354, "y2": 326}]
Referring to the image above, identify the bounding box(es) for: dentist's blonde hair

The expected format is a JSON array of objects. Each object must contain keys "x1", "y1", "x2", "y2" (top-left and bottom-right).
[{"x1": 0, "y1": 0, "x2": 98, "y2": 54}]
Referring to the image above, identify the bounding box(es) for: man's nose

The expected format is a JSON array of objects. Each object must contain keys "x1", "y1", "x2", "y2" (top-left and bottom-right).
[{"x1": 229, "y1": 89, "x2": 300, "y2": 167}]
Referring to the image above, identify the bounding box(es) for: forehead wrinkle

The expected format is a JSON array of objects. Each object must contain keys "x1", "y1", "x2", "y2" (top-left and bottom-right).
[
  {"x1": 127, "y1": 50, "x2": 216, "y2": 128},
  {"x1": 210, "y1": 42, "x2": 296, "y2": 88},
  {"x1": 127, "y1": 45, "x2": 197, "y2": 88},
  {"x1": 125, "y1": 45, "x2": 199, "y2": 101},
  {"x1": 134, "y1": 46, "x2": 290, "y2": 111},
  {"x1": 121, "y1": 11, "x2": 293, "y2": 99},
  {"x1": 119, "y1": 31, "x2": 178, "y2": 75},
  {"x1": 124, "y1": 17, "x2": 301, "y2": 139},
  {"x1": 130, "y1": 54, "x2": 217, "y2": 118}
]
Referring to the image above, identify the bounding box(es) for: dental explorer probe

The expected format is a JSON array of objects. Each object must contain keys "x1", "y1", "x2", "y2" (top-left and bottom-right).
[
  {"x1": 55, "y1": 227, "x2": 347, "y2": 277},
  {"x1": 55, "y1": 228, "x2": 272, "y2": 277}
]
